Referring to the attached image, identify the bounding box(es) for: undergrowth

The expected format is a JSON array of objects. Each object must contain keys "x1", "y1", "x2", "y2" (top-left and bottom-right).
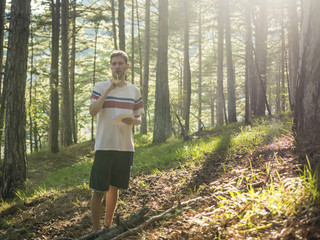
[
  {"x1": 1, "y1": 115, "x2": 292, "y2": 206},
  {"x1": 1, "y1": 113, "x2": 319, "y2": 239}
]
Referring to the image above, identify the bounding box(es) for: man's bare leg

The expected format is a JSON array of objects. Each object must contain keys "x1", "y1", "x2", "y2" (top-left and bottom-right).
[
  {"x1": 91, "y1": 191, "x2": 106, "y2": 231},
  {"x1": 104, "y1": 185, "x2": 119, "y2": 227}
]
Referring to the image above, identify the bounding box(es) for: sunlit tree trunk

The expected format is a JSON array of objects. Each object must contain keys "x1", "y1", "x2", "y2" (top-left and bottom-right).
[
  {"x1": 131, "y1": 0, "x2": 134, "y2": 85},
  {"x1": 50, "y1": 0, "x2": 60, "y2": 153},
  {"x1": 0, "y1": 0, "x2": 6, "y2": 159},
  {"x1": 61, "y1": 0, "x2": 72, "y2": 146},
  {"x1": 287, "y1": 0, "x2": 299, "y2": 111},
  {"x1": 281, "y1": 7, "x2": 286, "y2": 112},
  {"x1": 135, "y1": 0, "x2": 142, "y2": 88},
  {"x1": 29, "y1": 26, "x2": 34, "y2": 153},
  {"x1": 118, "y1": 0, "x2": 125, "y2": 51},
  {"x1": 91, "y1": 21, "x2": 99, "y2": 141},
  {"x1": 70, "y1": 0, "x2": 77, "y2": 144},
  {"x1": 198, "y1": 1, "x2": 202, "y2": 131},
  {"x1": 217, "y1": 0, "x2": 224, "y2": 126},
  {"x1": 225, "y1": 0, "x2": 237, "y2": 123},
  {"x1": 276, "y1": 63, "x2": 281, "y2": 112},
  {"x1": 295, "y1": 1, "x2": 320, "y2": 142},
  {"x1": 244, "y1": 1, "x2": 254, "y2": 124},
  {"x1": 2, "y1": 0, "x2": 31, "y2": 199},
  {"x1": 183, "y1": 0, "x2": 191, "y2": 136},
  {"x1": 255, "y1": 2, "x2": 268, "y2": 116},
  {"x1": 153, "y1": 0, "x2": 171, "y2": 143},
  {"x1": 140, "y1": 0, "x2": 150, "y2": 134}
]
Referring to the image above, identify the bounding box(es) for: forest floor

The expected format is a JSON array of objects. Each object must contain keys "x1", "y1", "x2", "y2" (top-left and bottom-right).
[{"x1": 1, "y1": 125, "x2": 320, "y2": 239}]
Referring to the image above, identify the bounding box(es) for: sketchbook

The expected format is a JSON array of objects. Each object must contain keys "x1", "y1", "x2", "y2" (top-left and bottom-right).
[{"x1": 112, "y1": 114, "x2": 134, "y2": 124}]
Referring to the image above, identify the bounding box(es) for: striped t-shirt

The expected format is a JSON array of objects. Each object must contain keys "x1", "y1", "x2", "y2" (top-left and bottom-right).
[{"x1": 90, "y1": 80, "x2": 144, "y2": 152}]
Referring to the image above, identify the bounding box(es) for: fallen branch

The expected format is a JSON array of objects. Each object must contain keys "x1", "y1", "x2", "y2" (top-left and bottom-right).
[
  {"x1": 79, "y1": 206, "x2": 149, "y2": 240},
  {"x1": 110, "y1": 196, "x2": 207, "y2": 240}
]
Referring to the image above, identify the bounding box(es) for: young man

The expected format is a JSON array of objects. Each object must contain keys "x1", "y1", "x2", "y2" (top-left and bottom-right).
[{"x1": 89, "y1": 50, "x2": 144, "y2": 231}]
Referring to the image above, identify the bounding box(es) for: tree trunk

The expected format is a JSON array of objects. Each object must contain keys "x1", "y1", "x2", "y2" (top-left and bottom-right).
[
  {"x1": 70, "y1": 0, "x2": 77, "y2": 144},
  {"x1": 61, "y1": 0, "x2": 72, "y2": 146},
  {"x1": 216, "y1": 0, "x2": 224, "y2": 126},
  {"x1": 281, "y1": 7, "x2": 286, "y2": 112},
  {"x1": 111, "y1": 0, "x2": 118, "y2": 49},
  {"x1": 153, "y1": 0, "x2": 171, "y2": 143},
  {"x1": 91, "y1": 22, "x2": 99, "y2": 141},
  {"x1": 140, "y1": 0, "x2": 150, "y2": 134},
  {"x1": 131, "y1": 0, "x2": 134, "y2": 86},
  {"x1": 255, "y1": 2, "x2": 268, "y2": 116},
  {"x1": 225, "y1": 0, "x2": 237, "y2": 123},
  {"x1": 183, "y1": 0, "x2": 191, "y2": 136},
  {"x1": 294, "y1": 1, "x2": 320, "y2": 141},
  {"x1": 276, "y1": 63, "x2": 281, "y2": 112},
  {"x1": 0, "y1": 0, "x2": 6, "y2": 160},
  {"x1": 210, "y1": 78, "x2": 215, "y2": 127},
  {"x1": 29, "y1": 26, "x2": 34, "y2": 153},
  {"x1": 244, "y1": 1, "x2": 254, "y2": 124},
  {"x1": 118, "y1": 0, "x2": 125, "y2": 51},
  {"x1": 135, "y1": 0, "x2": 143, "y2": 88},
  {"x1": 2, "y1": 0, "x2": 31, "y2": 199},
  {"x1": 287, "y1": 0, "x2": 299, "y2": 112},
  {"x1": 198, "y1": 1, "x2": 202, "y2": 131},
  {"x1": 50, "y1": 0, "x2": 60, "y2": 153}
]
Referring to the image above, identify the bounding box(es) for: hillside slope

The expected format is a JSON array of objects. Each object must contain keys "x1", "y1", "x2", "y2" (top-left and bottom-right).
[{"x1": 0, "y1": 118, "x2": 319, "y2": 240}]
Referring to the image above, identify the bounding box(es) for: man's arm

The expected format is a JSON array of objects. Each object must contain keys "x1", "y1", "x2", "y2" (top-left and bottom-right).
[{"x1": 89, "y1": 84, "x2": 115, "y2": 116}]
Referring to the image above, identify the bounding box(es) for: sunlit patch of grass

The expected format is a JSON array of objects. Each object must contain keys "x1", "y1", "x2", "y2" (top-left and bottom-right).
[
  {"x1": 207, "y1": 156, "x2": 319, "y2": 238},
  {"x1": 133, "y1": 115, "x2": 292, "y2": 176},
  {"x1": 41, "y1": 161, "x2": 92, "y2": 190}
]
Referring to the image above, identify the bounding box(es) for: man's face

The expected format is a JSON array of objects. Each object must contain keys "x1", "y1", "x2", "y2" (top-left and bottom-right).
[{"x1": 110, "y1": 56, "x2": 129, "y2": 81}]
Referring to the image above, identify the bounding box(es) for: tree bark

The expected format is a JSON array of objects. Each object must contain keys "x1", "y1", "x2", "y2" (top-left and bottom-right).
[
  {"x1": 216, "y1": 0, "x2": 224, "y2": 126},
  {"x1": 140, "y1": 0, "x2": 150, "y2": 134},
  {"x1": 183, "y1": 0, "x2": 191, "y2": 136},
  {"x1": 281, "y1": 6, "x2": 286, "y2": 112},
  {"x1": 131, "y1": 0, "x2": 134, "y2": 86},
  {"x1": 61, "y1": 0, "x2": 72, "y2": 146},
  {"x1": 153, "y1": 0, "x2": 171, "y2": 143},
  {"x1": 70, "y1": 0, "x2": 77, "y2": 144},
  {"x1": 295, "y1": 1, "x2": 320, "y2": 141},
  {"x1": 244, "y1": 1, "x2": 254, "y2": 124},
  {"x1": 91, "y1": 22, "x2": 99, "y2": 141},
  {"x1": 118, "y1": 0, "x2": 125, "y2": 51},
  {"x1": 0, "y1": 0, "x2": 7, "y2": 161},
  {"x1": 225, "y1": 0, "x2": 237, "y2": 123},
  {"x1": 29, "y1": 26, "x2": 34, "y2": 153},
  {"x1": 2, "y1": 0, "x2": 31, "y2": 199},
  {"x1": 287, "y1": 0, "x2": 299, "y2": 112},
  {"x1": 255, "y1": 1, "x2": 268, "y2": 116},
  {"x1": 198, "y1": 1, "x2": 202, "y2": 131},
  {"x1": 111, "y1": 0, "x2": 118, "y2": 49},
  {"x1": 50, "y1": 0, "x2": 60, "y2": 153},
  {"x1": 135, "y1": 0, "x2": 143, "y2": 89}
]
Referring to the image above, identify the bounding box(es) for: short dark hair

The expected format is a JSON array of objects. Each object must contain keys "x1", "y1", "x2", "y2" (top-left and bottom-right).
[{"x1": 110, "y1": 50, "x2": 129, "y2": 64}]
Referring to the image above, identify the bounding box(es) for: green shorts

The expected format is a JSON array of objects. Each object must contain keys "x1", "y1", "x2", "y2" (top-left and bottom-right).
[{"x1": 89, "y1": 150, "x2": 133, "y2": 192}]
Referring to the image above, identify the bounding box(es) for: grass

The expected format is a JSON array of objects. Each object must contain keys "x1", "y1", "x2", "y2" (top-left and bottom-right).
[
  {"x1": 208, "y1": 157, "x2": 319, "y2": 237},
  {"x1": 2, "y1": 115, "x2": 291, "y2": 204},
  {"x1": 2, "y1": 113, "x2": 317, "y2": 233},
  {"x1": 1, "y1": 113, "x2": 320, "y2": 239}
]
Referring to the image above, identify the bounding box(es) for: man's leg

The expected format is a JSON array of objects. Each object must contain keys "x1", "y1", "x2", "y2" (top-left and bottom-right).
[
  {"x1": 104, "y1": 185, "x2": 119, "y2": 227},
  {"x1": 91, "y1": 191, "x2": 106, "y2": 231}
]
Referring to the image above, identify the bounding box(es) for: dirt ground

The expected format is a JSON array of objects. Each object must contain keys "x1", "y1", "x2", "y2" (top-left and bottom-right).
[{"x1": 1, "y1": 133, "x2": 320, "y2": 240}]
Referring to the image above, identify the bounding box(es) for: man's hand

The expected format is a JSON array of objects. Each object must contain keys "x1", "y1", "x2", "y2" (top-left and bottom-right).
[{"x1": 89, "y1": 83, "x2": 116, "y2": 117}]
